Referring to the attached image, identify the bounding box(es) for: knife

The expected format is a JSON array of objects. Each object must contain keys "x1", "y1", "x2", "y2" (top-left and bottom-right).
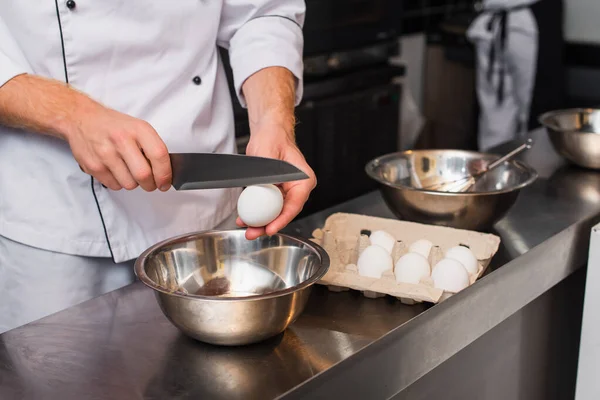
[{"x1": 169, "y1": 153, "x2": 309, "y2": 190}]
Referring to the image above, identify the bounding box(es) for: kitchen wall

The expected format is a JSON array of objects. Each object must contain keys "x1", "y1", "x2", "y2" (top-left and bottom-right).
[
  {"x1": 393, "y1": 34, "x2": 427, "y2": 150},
  {"x1": 398, "y1": 34, "x2": 426, "y2": 111},
  {"x1": 395, "y1": 0, "x2": 476, "y2": 149},
  {"x1": 564, "y1": 0, "x2": 600, "y2": 107},
  {"x1": 398, "y1": 1, "x2": 475, "y2": 105},
  {"x1": 565, "y1": 0, "x2": 600, "y2": 44}
]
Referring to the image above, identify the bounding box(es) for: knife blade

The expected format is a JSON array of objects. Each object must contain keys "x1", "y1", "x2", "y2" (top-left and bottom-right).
[{"x1": 169, "y1": 153, "x2": 309, "y2": 190}]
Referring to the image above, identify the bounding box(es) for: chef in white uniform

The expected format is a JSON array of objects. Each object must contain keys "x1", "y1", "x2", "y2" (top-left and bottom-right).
[
  {"x1": 0, "y1": 1, "x2": 315, "y2": 333},
  {"x1": 467, "y1": 0, "x2": 540, "y2": 150}
]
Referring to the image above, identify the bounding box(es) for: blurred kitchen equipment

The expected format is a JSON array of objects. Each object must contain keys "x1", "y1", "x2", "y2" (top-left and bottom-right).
[
  {"x1": 539, "y1": 108, "x2": 600, "y2": 169},
  {"x1": 548, "y1": 165, "x2": 600, "y2": 205},
  {"x1": 420, "y1": 14, "x2": 478, "y2": 151},
  {"x1": 365, "y1": 150, "x2": 538, "y2": 230},
  {"x1": 302, "y1": 0, "x2": 401, "y2": 58},
  {"x1": 424, "y1": 138, "x2": 533, "y2": 192},
  {"x1": 169, "y1": 153, "x2": 308, "y2": 190},
  {"x1": 135, "y1": 230, "x2": 329, "y2": 346}
]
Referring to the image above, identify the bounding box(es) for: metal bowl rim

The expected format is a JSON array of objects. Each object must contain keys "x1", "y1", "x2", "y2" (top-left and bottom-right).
[
  {"x1": 134, "y1": 229, "x2": 330, "y2": 302},
  {"x1": 365, "y1": 149, "x2": 538, "y2": 196},
  {"x1": 539, "y1": 108, "x2": 600, "y2": 135}
]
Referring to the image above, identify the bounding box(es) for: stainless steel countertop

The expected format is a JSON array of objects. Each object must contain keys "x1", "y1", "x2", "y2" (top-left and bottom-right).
[{"x1": 1, "y1": 130, "x2": 599, "y2": 400}]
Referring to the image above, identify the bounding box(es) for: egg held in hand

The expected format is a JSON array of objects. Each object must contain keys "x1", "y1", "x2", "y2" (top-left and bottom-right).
[
  {"x1": 237, "y1": 184, "x2": 284, "y2": 227},
  {"x1": 445, "y1": 245, "x2": 478, "y2": 275},
  {"x1": 357, "y1": 245, "x2": 393, "y2": 279},
  {"x1": 431, "y1": 258, "x2": 470, "y2": 293},
  {"x1": 394, "y1": 252, "x2": 430, "y2": 284}
]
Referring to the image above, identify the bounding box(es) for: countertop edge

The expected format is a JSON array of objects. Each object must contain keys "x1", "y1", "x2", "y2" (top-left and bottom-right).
[{"x1": 281, "y1": 211, "x2": 600, "y2": 400}]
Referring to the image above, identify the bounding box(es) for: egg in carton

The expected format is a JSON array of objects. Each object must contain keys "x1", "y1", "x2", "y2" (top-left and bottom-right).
[
  {"x1": 310, "y1": 213, "x2": 501, "y2": 304},
  {"x1": 318, "y1": 232, "x2": 445, "y2": 304}
]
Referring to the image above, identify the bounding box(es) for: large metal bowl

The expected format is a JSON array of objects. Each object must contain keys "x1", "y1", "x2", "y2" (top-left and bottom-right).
[
  {"x1": 539, "y1": 108, "x2": 600, "y2": 169},
  {"x1": 365, "y1": 150, "x2": 538, "y2": 231},
  {"x1": 135, "y1": 230, "x2": 329, "y2": 346}
]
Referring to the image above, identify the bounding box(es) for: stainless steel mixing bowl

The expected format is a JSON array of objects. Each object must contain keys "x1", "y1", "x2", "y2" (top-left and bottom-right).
[
  {"x1": 135, "y1": 230, "x2": 329, "y2": 346},
  {"x1": 539, "y1": 108, "x2": 600, "y2": 169},
  {"x1": 365, "y1": 150, "x2": 538, "y2": 231}
]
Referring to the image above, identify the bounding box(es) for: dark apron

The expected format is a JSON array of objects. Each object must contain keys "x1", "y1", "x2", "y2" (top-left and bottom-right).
[
  {"x1": 528, "y1": 0, "x2": 566, "y2": 129},
  {"x1": 481, "y1": 4, "x2": 531, "y2": 106}
]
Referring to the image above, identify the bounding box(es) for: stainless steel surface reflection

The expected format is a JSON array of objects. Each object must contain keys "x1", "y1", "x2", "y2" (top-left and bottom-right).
[
  {"x1": 135, "y1": 230, "x2": 329, "y2": 346},
  {"x1": 144, "y1": 332, "x2": 314, "y2": 399},
  {"x1": 2, "y1": 133, "x2": 600, "y2": 400},
  {"x1": 365, "y1": 150, "x2": 537, "y2": 230},
  {"x1": 143, "y1": 327, "x2": 366, "y2": 400},
  {"x1": 539, "y1": 108, "x2": 600, "y2": 169},
  {"x1": 548, "y1": 165, "x2": 600, "y2": 205}
]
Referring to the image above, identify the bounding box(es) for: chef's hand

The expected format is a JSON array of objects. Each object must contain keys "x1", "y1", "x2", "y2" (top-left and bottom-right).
[
  {"x1": 0, "y1": 74, "x2": 171, "y2": 192},
  {"x1": 67, "y1": 102, "x2": 172, "y2": 192},
  {"x1": 235, "y1": 67, "x2": 315, "y2": 240},
  {"x1": 236, "y1": 124, "x2": 316, "y2": 240}
]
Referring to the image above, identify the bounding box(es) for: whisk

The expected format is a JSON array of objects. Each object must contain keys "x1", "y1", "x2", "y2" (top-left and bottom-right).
[{"x1": 424, "y1": 139, "x2": 533, "y2": 193}]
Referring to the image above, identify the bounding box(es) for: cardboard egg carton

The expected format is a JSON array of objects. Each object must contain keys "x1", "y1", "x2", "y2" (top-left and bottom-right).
[{"x1": 310, "y1": 213, "x2": 501, "y2": 304}]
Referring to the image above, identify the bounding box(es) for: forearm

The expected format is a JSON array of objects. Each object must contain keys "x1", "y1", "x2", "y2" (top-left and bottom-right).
[
  {"x1": 0, "y1": 73, "x2": 171, "y2": 191},
  {"x1": 0, "y1": 74, "x2": 95, "y2": 140},
  {"x1": 242, "y1": 67, "x2": 296, "y2": 140},
  {"x1": 238, "y1": 67, "x2": 314, "y2": 239}
]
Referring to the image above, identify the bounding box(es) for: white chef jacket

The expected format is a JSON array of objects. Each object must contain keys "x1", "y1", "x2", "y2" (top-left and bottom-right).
[
  {"x1": 467, "y1": 0, "x2": 539, "y2": 150},
  {"x1": 0, "y1": 1, "x2": 304, "y2": 262}
]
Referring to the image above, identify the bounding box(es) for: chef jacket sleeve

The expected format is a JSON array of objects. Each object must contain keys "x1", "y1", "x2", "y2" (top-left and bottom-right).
[
  {"x1": 217, "y1": 0, "x2": 305, "y2": 107},
  {"x1": 0, "y1": 17, "x2": 31, "y2": 88}
]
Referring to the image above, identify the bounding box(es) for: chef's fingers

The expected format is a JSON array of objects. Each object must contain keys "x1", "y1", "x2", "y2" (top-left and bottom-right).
[
  {"x1": 107, "y1": 156, "x2": 139, "y2": 191},
  {"x1": 245, "y1": 226, "x2": 266, "y2": 240},
  {"x1": 265, "y1": 181, "x2": 311, "y2": 236},
  {"x1": 234, "y1": 216, "x2": 264, "y2": 239},
  {"x1": 93, "y1": 169, "x2": 122, "y2": 191},
  {"x1": 78, "y1": 154, "x2": 122, "y2": 191},
  {"x1": 118, "y1": 140, "x2": 157, "y2": 192},
  {"x1": 101, "y1": 177, "x2": 122, "y2": 191},
  {"x1": 135, "y1": 124, "x2": 172, "y2": 191}
]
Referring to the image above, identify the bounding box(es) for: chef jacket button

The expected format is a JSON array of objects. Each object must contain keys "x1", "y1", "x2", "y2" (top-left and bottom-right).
[
  {"x1": 192, "y1": 76, "x2": 202, "y2": 85},
  {"x1": 66, "y1": 0, "x2": 76, "y2": 9}
]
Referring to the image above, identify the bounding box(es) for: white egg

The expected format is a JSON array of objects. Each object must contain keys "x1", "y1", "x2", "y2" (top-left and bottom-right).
[
  {"x1": 369, "y1": 230, "x2": 396, "y2": 254},
  {"x1": 445, "y1": 246, "x2": 478, "y2": 275},
  {"x1": 237, "y1": 184, "x2": 284, "y2": 227},
  {"x1": 409, "y1": 239, "x2": 433, "y2": 259},
  {"x1": 432, "y1": 258, "x2": 470, "y2": 293},
  {"x1": 357, "y1": 245, "x2": 393, "y2": 279},
  {"x1": 394, "y1": 252, "x2": 430, "y2": 284}
]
